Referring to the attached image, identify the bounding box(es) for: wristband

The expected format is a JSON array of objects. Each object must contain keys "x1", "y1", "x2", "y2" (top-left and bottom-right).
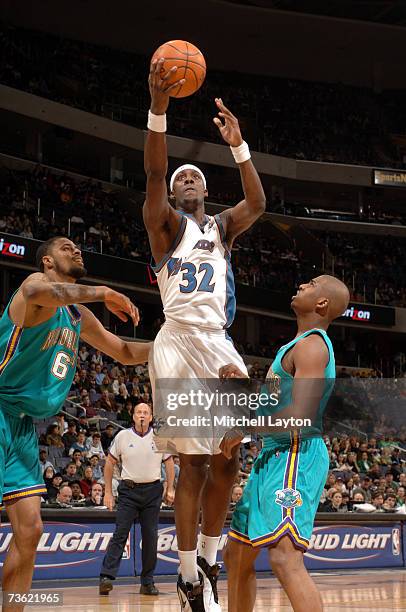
[
  {"x1": 230, "y1": 140, "x2": 251, "y2": 164},
  {"x1": 147, "y1": 110, "x2": 167, "y2": 133}
]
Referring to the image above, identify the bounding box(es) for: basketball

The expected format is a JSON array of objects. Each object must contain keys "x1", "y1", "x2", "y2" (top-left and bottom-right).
[{"x1": 151, "y1": 40, "x2": 206, "y2": 98}]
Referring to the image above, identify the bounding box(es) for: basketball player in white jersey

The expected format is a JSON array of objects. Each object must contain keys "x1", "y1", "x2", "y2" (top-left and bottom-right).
[{"x1": 144, "y1": 58, "x2": 266, "y2": 612}]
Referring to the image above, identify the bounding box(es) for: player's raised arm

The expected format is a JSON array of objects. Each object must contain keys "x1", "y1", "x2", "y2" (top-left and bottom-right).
[
  {"x1": 79, "y1": 305, "x2": 152, "y2": 365},
  {"x1": 143, "y1": 58, "x2": 184, "y2": 260},
  {"x1": 213, "y1": 98, "x2": 266, "y2": 246}
]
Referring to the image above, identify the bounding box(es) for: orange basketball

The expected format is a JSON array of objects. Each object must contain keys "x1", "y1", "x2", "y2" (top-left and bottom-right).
[{"x1": 151, "y1": 40, "x2": 206, "y2": 98}]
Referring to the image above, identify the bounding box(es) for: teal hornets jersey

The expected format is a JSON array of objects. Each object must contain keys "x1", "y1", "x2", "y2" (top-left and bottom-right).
[
  {"x1": 0, "y1": 297, "x2": 81, "y2": 418},
  {"x1": 260, "y1": 328, "x2": 335, "y2": 450}
]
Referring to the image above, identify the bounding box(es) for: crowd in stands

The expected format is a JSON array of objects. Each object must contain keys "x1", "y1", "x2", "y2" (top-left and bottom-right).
[
  {"x1": 2, "y1": 164, "x2": 406, "y2": 310},
  {"x1": 1, "y1": 24, "x2": 406, "y2": 167}
]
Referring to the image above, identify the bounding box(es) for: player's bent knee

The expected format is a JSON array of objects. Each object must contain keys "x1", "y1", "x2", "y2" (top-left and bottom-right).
[
  {"x1": 268, "y1": 539, "x2": 304, "y2": 576},
  {"x1": 14, "y1": 518, "x2": 43, "y2": 550}
]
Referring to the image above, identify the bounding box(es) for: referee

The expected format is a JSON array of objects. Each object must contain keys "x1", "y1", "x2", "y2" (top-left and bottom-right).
[{"x1": 99, "y1": 403, "x2": 175, "y2": 596}]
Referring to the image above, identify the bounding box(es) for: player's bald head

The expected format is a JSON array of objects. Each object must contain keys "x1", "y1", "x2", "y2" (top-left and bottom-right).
[
  {"x1": 314, "y1": 275, "x2": 350, "y2": 321},
  {"x1": 292, "y1": 275, "x2": 350, "y2": 323}
]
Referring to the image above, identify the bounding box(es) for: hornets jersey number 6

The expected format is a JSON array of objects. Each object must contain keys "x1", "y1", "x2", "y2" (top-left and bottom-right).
[
  {"x1": 152, "y1": 212, "x2": 235, "y2": 330},
  {"x1": 0, "y1": 300, "x2": 81, "y2": 419}
]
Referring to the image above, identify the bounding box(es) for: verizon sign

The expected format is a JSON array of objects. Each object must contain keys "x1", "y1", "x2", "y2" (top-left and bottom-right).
[{"x1": 0, "y1": 237, "x2": 26, "y2": 259}]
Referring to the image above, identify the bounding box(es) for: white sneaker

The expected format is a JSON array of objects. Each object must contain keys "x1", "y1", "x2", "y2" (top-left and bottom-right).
[
  {"x1": 177, "y1": 573, "x2": 205, "y2": 611},
  {"x1": 197, "y1": 556, "x2": 222, "y2": 612}
]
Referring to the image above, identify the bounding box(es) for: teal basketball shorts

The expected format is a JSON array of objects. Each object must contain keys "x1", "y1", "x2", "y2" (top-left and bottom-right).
[
  {"x1": 229, "y1": 432, "x2": 329, "y2": 551},
  {"x1": 0, "y1": 407, "x2": 47, "y2": 507}
]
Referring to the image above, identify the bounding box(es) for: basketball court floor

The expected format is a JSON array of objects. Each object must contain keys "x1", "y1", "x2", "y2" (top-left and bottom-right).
[{"x1": 30, "y1": 568, "x2": 406, "y2": 611}]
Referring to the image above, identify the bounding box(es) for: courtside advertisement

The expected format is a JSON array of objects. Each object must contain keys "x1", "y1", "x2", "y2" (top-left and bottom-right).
[
  {"x1": 0, "y1": 521, "x2": 134, "y2": 579},
  {"x1": 0, "y1": 520, "x2": 402, "y2": 579},
  {"x1": 143, "y1": 522, "x2": 403, "y2": 575}
]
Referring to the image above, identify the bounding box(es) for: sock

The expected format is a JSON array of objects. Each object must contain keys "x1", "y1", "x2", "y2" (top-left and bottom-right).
[
  {"x1": 198, "y1": 533, "x2": 221, "y2": 566},
  {"x1": 178, "y1": 549, "x2": 199, "y2": 584}
]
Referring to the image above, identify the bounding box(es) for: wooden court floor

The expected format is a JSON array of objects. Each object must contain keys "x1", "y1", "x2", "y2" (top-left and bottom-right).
[{"x1": 30, "y1": 568, "x2": 406, "y2": 611}]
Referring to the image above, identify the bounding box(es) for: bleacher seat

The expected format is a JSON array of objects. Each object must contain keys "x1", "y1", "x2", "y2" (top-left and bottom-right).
[
  {"x1": 54, "y1": 457, "x2": 71, "y2": 470},
  {"x1": 47, "y1": 447, "x2": 65, "y2": 461}
]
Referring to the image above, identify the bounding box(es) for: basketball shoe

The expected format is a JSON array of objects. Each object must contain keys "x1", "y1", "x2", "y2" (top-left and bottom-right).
[
  {"x1": 177, "y1": 573, "x2": 205, "y2": 611},
  {"x1": 197, "y1": 556, "x2": 222, "y2": 611}
]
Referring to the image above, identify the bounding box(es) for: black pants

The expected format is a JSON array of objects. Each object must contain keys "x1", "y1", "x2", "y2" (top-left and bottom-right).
[{"x1": 100, "y1": 480, "x2": 163, "y2": 584}]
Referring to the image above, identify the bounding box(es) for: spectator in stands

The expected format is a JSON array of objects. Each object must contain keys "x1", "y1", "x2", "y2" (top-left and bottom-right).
[
  {"x1": 357, "y1": 451, "x2": 371, "y2": 473},
  {"x1": 80, "y1": 465, "x2": 96, "y2": 497},
  {"x1": 85, "y1": 482, "x2": 104, "y2": 507},
  {"x1": 322, "y1": 491, "x2": 346, "y2": 513},
  {"x1": 69, "y1": 430, "x2": 90, "y2": 456},
  {"x1": 62, "y1": 421, "x2": 78, "y2": 452},
  {"x1": 352, "y1": 490, "x2": 366, "y2": 503},
  {"x1": 383, "y1": 492, "x2": 398, "y2": 511},
  {"x1": 333, "y1": 476, "x2": 347, "y2": 494},
  {"x1": 341, "y1": 491, "x2": 350, "y2": 510},
  {"x1": 64, "y1": 462, "x2": 79, "y2": 482},
  {"x1": 87, "y1": 432, "x2": 105, "y2": 459},
  {"x1": 397, "y1": 487, "x2": 406, "y2": 505},
  {"x1": 79, "y1": 370, "x2": 92, "y2": 392},
  {"x1": 71, "y1": 449, "x2": 85, "y2": 478},
  {"x1": 56, "y1": 485, "x2": 73, "y2": 507},
  {"x1": 371, "y1": 491, "x2": 385, "y2": 512},
  {"x1": 77, "y1": 415, "x2": 90, "y2": 435},
  {"x1": 325, "y1": 474, "x2": 337, "y2": 490},
  {"x1": 79, "y1": 344, "x2": 89, "y2": 363},
  {"x1": 70, "y1": 481, "x2": 85, "y2": 502},
  {"x1": 46, "y1": 424, "x2": 65, "y2": 448},
  {"x1": 46, "y1": 473, "x2": 63, "y2": 502},
  {"x1": 98, "y1": 389, "x2": 117, "y2": 413},
  {"x1": 367, "y1": 463, "x2": 382, "y2": 481},
  {"x1": 345, "y1": 452, "x2": 360, "y2": 474},
  {"x1": 117, "y1": 400, "x2": 133, "y2": 425},
  {"x1": 81, "y1": 395, "x2": 98, "y2": 419},
  {"x1": 39, "y1": 449, "x2": 54, "y2": 473},
  {"x1": 359, "y1": 476, "x2": 373, "y2": 502},
  {"x1": 43, "y1": 466, "x2": 55, "y2": 489},
  {"x1": 92, "y1": 350, "x2": 104, "y2": 366},
  {"x1": 95, "y1": 365, "x2": 105, "y2": 387},
  {"x1": 100, "y1": 375, "x2": 113, "y2": 394},
  {"x1": 230, "y1": 485, "x2": 244, "y2": 509},
  {"x1": 89, "y1": 454, "x2": 104, "y2": 480},
  {"x1": 385, "y1": 471, "x2": 398, "y2": 491},
  {"x1": 101, "y1": 424, "x2": 116, "y2": 453}
]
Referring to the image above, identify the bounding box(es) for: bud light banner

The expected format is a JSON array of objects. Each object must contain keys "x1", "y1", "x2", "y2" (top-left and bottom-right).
[
  {"x1": 138, "y1": 521, "x2": 403, "y2": 576},
  {"x1": 0, "y1": 521, "x2": 135, "y2": 580},
  {"x1": 0, "y1": 520, "x2": 403, "y2": 581},
  {"x1": 304, "y1": 523, "x2": 402, "y2": 570}
]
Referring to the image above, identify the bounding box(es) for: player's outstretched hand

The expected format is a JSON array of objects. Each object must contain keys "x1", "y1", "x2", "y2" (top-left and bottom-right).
[
  {"x1": 104, "y1": 288, "x2": 139, "y2": 325},
  {"x1": 148, "y1": 58, "x2": 186, "y2": 115},
  {"x1": 213, "y1": 98, "x2": 243, "y2": 147},
  {"x1": 219, "y1": 363, "x2": 248, "y2": 379}
]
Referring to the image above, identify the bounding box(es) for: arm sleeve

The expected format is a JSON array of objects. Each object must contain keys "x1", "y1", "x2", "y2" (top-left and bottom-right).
[{"x1": 108, "y1": 433, "x2": 121, "y2": 462}]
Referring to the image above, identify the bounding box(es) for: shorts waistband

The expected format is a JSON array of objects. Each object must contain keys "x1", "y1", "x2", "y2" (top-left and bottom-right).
[{"x1": 162, "y1": 320, "x2": 227, "y2": 337}]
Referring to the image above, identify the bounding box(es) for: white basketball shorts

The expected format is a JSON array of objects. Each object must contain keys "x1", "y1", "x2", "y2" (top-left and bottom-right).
[{"x1": 149, "y1": 320, "x2": 248, "y2": 455}]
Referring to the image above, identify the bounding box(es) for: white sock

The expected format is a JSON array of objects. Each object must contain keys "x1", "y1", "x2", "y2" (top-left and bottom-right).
[
  {"x1": 178, "y1": 549, "x2": 199, "y2": 583},
  {"x1": 198, "y1": 533, "x2": 221, "y2": 566}
]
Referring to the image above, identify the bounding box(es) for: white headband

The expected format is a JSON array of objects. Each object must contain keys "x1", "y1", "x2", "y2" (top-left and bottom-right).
[{"x1": 170, "y1": 164, "x2": 207, "y2": 192}]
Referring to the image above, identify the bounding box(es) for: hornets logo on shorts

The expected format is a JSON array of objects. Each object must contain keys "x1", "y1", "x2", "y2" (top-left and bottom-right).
[{"x1": 275, "y1": 487, "x2": 303, "y2": 509}]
